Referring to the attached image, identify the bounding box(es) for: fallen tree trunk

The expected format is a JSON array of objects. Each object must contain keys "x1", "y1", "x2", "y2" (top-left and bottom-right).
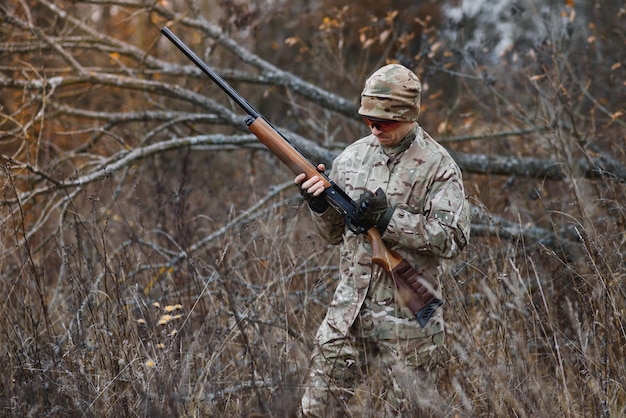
[{"x1": 449, "y1": 151, "x2": 626, "y2": 182}]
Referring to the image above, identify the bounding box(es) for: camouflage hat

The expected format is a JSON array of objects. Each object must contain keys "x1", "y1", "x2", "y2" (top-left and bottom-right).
[{"x1": 358, "y1": 64, "x2": 421, "y2": 122}]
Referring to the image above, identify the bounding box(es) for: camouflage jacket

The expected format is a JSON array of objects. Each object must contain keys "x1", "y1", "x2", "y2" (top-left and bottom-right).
[{"x1": 311, "y1": 124, "x2": 470, "y2": 343}]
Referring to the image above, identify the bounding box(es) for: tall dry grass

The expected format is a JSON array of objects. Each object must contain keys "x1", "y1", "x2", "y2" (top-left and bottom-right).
[{"x1": 1, "y1": 140, "x2": 625, "y2": 417}]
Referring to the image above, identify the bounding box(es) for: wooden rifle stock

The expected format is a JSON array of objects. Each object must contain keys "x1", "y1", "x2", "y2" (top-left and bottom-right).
[
  {"x1": 367, "y1": 227, "x2": 402, "y2": 270},
  {"x1": 161, "y1": 27, "x2": 442, "y2": 327},
  {"x1": 247, "y1": 118, "x2": 332, "y2": 188}
]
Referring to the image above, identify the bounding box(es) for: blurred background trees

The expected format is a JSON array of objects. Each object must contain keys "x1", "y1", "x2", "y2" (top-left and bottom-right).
[{"x1": 1, "y1": 0, "x2": 625, "y2": 416}]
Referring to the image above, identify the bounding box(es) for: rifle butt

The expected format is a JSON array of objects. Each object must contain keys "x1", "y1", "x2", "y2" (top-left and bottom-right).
[{"x1": 367, "y1": 227, "x2": 442, "y2": 328}]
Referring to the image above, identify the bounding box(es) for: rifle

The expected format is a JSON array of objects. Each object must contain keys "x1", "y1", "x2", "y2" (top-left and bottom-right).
[{"x1": 161, "y1": 27, "x2": 442, "y2": 327}]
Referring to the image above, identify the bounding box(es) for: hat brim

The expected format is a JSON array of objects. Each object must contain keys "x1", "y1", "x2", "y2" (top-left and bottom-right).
[{"x1": 358, "y1": 96, "x2": 420, "y2": 122}]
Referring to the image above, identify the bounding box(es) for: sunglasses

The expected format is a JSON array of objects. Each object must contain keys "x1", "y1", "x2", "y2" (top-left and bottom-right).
[{"x1": 361, "y1": 116, "x2": 402, "y2": 131}]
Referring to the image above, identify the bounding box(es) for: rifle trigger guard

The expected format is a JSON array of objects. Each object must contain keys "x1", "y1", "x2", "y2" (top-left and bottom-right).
[{"x1": 345, "y1": 215, "x2": 367, "y2": 234}]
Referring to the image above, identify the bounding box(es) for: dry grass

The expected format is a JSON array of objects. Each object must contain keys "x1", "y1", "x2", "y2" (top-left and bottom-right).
[{"x1": 1, "y1": 146, "x2": 625, "y2": 417}]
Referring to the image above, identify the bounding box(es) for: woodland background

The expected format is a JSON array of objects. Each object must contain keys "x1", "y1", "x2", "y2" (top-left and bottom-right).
[{"x1": 1, "y1": 0, "x2": 625, "y2": 416}]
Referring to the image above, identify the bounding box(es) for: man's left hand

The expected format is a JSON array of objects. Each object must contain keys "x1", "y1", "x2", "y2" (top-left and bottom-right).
[{"x1": 355, "y1": 188, "x2": 395, "y2": 234}]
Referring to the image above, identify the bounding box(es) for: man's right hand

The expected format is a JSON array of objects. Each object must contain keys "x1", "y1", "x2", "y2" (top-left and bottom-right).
[{"x1": 355, "y1": 188, "x2": 394, "y2": 234}]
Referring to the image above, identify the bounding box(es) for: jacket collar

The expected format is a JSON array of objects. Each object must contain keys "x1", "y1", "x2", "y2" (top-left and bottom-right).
[{"x1": 380, "y1": 124, "x2": 420, "y2": 157}]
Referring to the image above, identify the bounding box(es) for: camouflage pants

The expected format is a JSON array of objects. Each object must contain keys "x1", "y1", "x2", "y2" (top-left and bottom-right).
[{"x1": 300, "y1": 332, "x2": 444, "y2": 417}]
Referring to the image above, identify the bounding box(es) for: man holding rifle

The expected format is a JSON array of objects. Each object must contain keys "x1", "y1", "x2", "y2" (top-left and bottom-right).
[
  {"x1": 159, "y1": 28, "x2": 469, "y2": 417},
  {"x1": 296, "y1": 64, "x2": 470, "y2": 416}
]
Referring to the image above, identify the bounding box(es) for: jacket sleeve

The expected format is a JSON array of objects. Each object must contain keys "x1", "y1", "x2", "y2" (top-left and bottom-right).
[
  {"x1": 383, "y1": 162, "x2": 470, "y2": 259},
  {"x1": 310, "y1": 206, "x2": 345, "y2": 245}
]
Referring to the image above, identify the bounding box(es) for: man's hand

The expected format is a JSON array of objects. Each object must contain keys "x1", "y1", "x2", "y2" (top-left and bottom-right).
[
  {"x1": 355, "y1": 188, "x2": 395, "y2": 234},
  {"x1": 295, "y1": 164, "x2": 329, "y2": 213}
]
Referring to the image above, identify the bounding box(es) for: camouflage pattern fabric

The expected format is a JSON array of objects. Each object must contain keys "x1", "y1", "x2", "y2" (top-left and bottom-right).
[
  {"x1": 301, "y1": 124, "x2": 470, "y2": 416},
  {"x1": 301, "y1": 331, "x2": 444, "y2": 416},
  {"x1": 358, "y1": 64, "x2": 422, "y2": 122}
]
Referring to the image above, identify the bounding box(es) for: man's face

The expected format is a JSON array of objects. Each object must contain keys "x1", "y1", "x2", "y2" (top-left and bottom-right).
[{"x1": 362, "y1": 117, "x2": 415, "y2": 147}]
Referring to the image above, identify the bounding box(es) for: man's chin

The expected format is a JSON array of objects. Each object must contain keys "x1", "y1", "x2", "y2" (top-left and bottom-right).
[{"x1": 376, "y1": 137, "x2": 395, "y2": 146}]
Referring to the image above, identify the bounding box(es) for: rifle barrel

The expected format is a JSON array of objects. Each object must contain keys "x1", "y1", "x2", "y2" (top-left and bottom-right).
[{"x1": 161, "y1": 27, "x2": 260, "y2": 119}]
